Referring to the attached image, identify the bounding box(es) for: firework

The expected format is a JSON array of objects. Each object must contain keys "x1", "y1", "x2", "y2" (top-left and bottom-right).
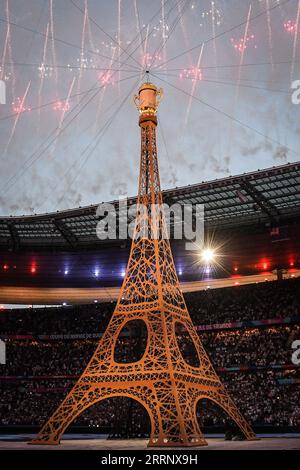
[
  {"x1": 118, "y1": 0, "x2": 121, "y2": 94},
  {"x1": 179, "y1": 66, "x2": 202, "y2": 81},
  {"x1": 133, "y1": 0, "x2": 144, "y2": 78},
  {"x1": 5, "y1": 81, "x2": 31, "y2": 154},
  {"x1": 1, "y1": 0, "x2": 16, "y2": 100},
  {"x1": 161, "y1": 0, "x2": 167, "y2": 69},
  {"x1": 86, "y1": 0, "x2": 97, "y2": 52},
  {"x1": 52, "y1": 100, "x2": 71, "y2": 112},
  {"x1": 152, "y1": 18, "x2": 169, "y2": 38},
  {"x1": 284, "y1": 20, "x2": 300, "y2": 34},
  {"x1": 235, "y1": 4, "x2": 252, "y2": 106},
  {"x1": 143, "y1": 52, "x2": 163, "y2": 69},
  {"x1": 211, "y1": 1, "x2": 218, "y2": 80},
  {"x1": 38, "y1": 23, "x2": 50, "y2": 129},
  {"x1": 0, "y1": 66, "x2": 11, "y2": 82},
  {"x1": 77, "y1": 1, "x2": 89, "y2": 101},
  {"x1": 95, "y1": 47, "x2": 116, "y2": 129},
  {"x1": 52, "y1": 77, "x2": 76, "y2": 152},
  {"x1": 178, "y1": 0, "x2": 192, "y2": 66}
]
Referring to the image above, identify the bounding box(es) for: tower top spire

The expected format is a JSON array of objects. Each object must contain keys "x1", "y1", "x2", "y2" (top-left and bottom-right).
[{"x1": 134, "y1": 79, "x2": 163, "y2": 126}]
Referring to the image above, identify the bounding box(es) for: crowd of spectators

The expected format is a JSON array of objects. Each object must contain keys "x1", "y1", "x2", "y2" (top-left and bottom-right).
[
  {"x1": 1, "y1": 369, "x2": 299, "y2": 429},
  {"x1": 187, "y1": 278, "x2": 300, "y2": 325}
]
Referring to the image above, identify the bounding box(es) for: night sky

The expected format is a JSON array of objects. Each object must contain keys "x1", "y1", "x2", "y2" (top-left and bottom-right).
[{"x1": 0, "y1": 0, "x2": 299, "y2": 215}]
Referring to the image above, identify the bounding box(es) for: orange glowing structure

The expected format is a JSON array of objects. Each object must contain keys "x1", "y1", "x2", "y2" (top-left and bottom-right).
[{"x1": 30, "y1": 81, "x2": 255, "y2": 447}]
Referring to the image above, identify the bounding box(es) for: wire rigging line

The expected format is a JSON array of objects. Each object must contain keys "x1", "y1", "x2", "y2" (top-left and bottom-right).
[
  {"x1": 152, "y1": 0, "x2": 293, "y2": 69},
  {"x1": 0, "y1": 83, "x2": 100, "y2": 122},
  {"x1": 150, "y1": 72, "x2": 300, "y2": 159}
]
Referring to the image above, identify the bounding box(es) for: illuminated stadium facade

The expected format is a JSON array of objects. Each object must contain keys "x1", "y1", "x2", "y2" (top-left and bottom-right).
[{"x1": 0, "y1": 161, "x2": 299, "y2": 305}]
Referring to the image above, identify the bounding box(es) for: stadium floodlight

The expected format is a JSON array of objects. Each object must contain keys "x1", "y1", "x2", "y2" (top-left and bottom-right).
[{"x1": 201, "y1": 248, "x2": 215, "y2": 264}]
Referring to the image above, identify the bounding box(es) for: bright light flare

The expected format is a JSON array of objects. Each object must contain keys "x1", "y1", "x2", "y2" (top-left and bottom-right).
[{"x1": 201, "y1": 248, "x2": 216, "y2": 263}]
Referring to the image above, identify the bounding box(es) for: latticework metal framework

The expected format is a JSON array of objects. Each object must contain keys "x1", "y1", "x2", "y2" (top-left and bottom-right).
[
  {"x1": 31, "y1": 82, "x2": 255, "y2": 447},
  {"x1": 1, "y1": 162, "x2": 299, "y2": 250}
]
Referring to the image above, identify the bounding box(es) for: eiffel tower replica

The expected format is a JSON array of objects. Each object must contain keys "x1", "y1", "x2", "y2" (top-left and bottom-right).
[{"x1": 31, "y1": 79, "x2": 256, "y2": 447}]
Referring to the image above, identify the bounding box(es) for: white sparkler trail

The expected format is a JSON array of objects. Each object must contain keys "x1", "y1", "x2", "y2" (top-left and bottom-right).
[
  {"x1": 5, "y1": 0, "x2": 16, "y2": 100},
  {"x1": 161, "y1": 0, "x2": 167, "y2": 72},
  {"x1": 211, "y1": 0, "x2": 218, "y2": 80},
  {"x1": 4, "y1": 81, "x2": 31, "y2": 155},
  {"x1": 50, "y1": 0, "x2": 58, "y2": 83},
  {"x1": 183, "y1": 43, "x2": 204, "y2": 130},
  {"x1": 142, "y1": 23, "x2": 150, "y2": 78},
  {"x1": 235, "y1": 3, "x2": 252, "y2": 104},
  {"x1": 177, "y1": 0, "x2": 192, "y2": 67},
  {"x1": 118, "y1": 0, "x2": 121, "y2": 94},
  {"x1": 38, "y1": 23, "x2": 49, "y2": 124},
  {"x1": 266, "y1": 0, "x2": 274, "y2": 76},
  {"x1": 77, "y1": 0, "x2": 88, "y2": 101},
  {"x1": 86, "y1": 0, "x2": 97, "y2": 52},
  {"x1": 291, "y1": 0, "x2": 300, "y2": 81}
]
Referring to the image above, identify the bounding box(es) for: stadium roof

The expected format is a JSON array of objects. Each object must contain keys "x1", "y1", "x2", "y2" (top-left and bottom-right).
[{"x1": 1, "y1": 161, "x2": 299, "y2": 250}]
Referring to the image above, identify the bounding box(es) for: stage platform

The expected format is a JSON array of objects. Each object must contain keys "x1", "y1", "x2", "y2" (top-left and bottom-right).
[{"x1": 0, "y1": 434, "x2": 300, "y2": 450}]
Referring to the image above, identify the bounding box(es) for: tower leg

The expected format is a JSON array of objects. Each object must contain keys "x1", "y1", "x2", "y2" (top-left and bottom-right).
[
  {"x1": 199, "y1": 387, "x2": 257, "y2": 440},
  {"x1": 30, "y1": 381, "x2": 94, "y2": 445},
  {"x1": 30, "y1": 381, "x2": 160, "y2": 445}
]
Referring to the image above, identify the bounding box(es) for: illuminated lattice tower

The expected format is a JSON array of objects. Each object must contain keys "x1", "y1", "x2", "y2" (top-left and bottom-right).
[{"x1": 31, "y1": 81, "x2": 256, "y2": 447}]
